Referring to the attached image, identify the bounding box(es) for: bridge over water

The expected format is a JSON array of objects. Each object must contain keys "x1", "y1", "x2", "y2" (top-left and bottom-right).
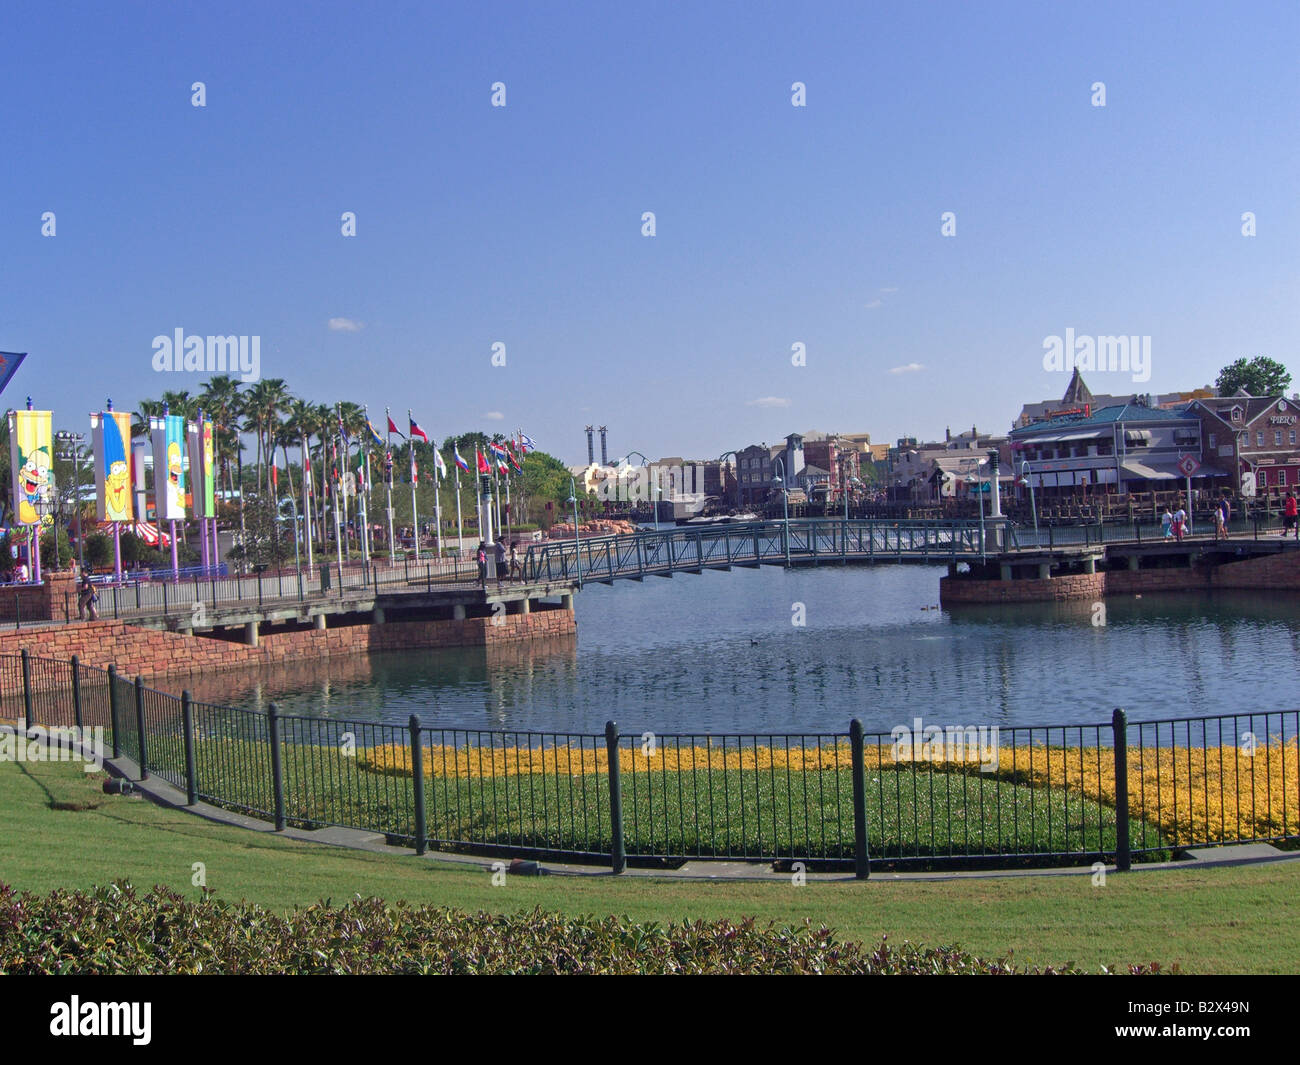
[
  {"x1": 518, "y1": 517, "x2": 1154, "y2": 585},
  {"x1": 20, "y1": 516, "x2": 1289, "y2": 636}
]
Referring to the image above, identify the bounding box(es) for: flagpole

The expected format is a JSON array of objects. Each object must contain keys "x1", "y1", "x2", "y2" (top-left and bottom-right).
[
  {"x1": 385, "y1": 407, "x2": 396, "y2": 560},
  {"x1": 358, "y1": 445, "x2": 370, "y2": 565},
  {"x1": 407, "y1": 411, "x2": 420, "y2": 561},
  {"x1": 433, "y1": 449, "x2": 443, "y2": 559},
  {"x1": 331, "y1": 437, "x2": 343, "y2": 580},
  {"x1": 454, "y1": 439, "x2": 464, "y2": 559},
  {"x1": 492, "y1": 451, "x2": 502, "y2": 536},
  {"x1": 301, "y1": 427, "x2": 313, "y2": 570}
]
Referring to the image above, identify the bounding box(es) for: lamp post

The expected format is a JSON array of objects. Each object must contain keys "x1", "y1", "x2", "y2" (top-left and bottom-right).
[
  {"x1": 1019, "y1": 459, "x2": 1038, "y2": 538},
  {"x1": 56, "y1": 431, "x2": 88, "y2": 572},
  {"x1": 965, "y1": 466, "x2": 987, "y2": 562},
  {"x1": 621, "y1": 450, "x2": 655, "y2": 526},
  {"x1": 717, "y1": 451, "x2": 740, "y2": 511},
  {"x1": 568, "y1": 475, "x2": 582, "y2": 588},
  {"x1": 773, "y1": 456, "x2": 791, "y2": 566}
]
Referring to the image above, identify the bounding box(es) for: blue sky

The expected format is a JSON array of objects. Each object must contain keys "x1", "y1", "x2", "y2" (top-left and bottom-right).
[{"x1": 2, "y1": 0, "x2": 1296, "y2": 465}]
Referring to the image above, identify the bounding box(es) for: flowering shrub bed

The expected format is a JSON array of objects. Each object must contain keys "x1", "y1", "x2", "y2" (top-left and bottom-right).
[{"x1": 360, "y1": 739, "x2": 1299, "y2": 850}]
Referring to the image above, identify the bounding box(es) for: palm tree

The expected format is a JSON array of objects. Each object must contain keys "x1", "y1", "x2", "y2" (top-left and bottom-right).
[
  {"x1": 198, "y1": 375, "x2": 244, "y2": 500},
  {"x1": 159, "y1": 389, "x2": 198, "y2": 421},
  {"x1": 242, "y1": 378, "x2": 290, "y2": 497}
]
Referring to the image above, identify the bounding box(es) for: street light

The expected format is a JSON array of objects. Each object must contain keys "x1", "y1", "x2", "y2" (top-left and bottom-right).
[
  {"x1": 773, "y1": 455, "x2": 791, "y2": 566},
  {"x1": 620, "y1": 450, "x2": 656, "y2": 526},
  {"x1": 55, "y1": 431, "x2": 88, "y2": 572},
  {"x1": 1018, "y1": 459, "x2": 1038, "y2": 537},
  {"x1": 568, "y1": 475, "x2": 582, "y2": 588},
  {"x1": 964, "y1": 465, "x2": 987, "y2": 562},
  {"x1": 717, "y1": 451, "x2": 741, "y2": 512}
]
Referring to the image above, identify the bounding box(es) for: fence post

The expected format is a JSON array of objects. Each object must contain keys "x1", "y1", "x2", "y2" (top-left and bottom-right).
[
  {"x1": 71, "y1": 655, "x2": 83, "y2": 731},
  {"x1": 410, "y1": 714, "x2": 427, "y2": 855},
  {"x1": 1112, "y1": 707, "x2": 1131, "y2": 872},
  {"x1": 181, "y1": 690, "x2": 197, "y2": 805},
  {"x1": 605, "y1": 720, "x2": 626, "y2": 874},
  {"x1": 849, "y1": 719, "x2": 871, "y2": 879},
  {"x1": 268, "y1": 702, "x2": 285, "y2": 831},
  {"x1": 107, "y1": 665, "x2": 122, "y2": 758},
  {"x1": 20, "y1": 649, "x2": 33, "y2": 731},
  {"x1": 133, "y1": 675, "x2": 149, "y2": 780}
]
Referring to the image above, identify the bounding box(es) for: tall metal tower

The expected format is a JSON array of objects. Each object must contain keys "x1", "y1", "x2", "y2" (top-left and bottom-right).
[
  {"x1": 599, "y1": 426, "x2": 608, "y2": 466},
  {"x1": 585, "y1": 426, "x2": 595, "y2": 465}
]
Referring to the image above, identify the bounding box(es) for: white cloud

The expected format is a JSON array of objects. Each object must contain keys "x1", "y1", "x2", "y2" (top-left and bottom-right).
[
  {"x1": 888, "y1": 362, "x2": 925, "y2": 375},
  {"x1": 483, "y1": 410, "x2": 505, "y2": 420},
  {"x1": 746, "y1": 396, "x2": 790, "y2": 408},
  {"x1": 880, "y1": 286, "x2": 899, "y2": 294},
  {"x1": 328, "y1": 317, "x2": 364, "y2": 332},
  {"x1": 865, "y1": 299, "x2": 883, "y2": 309}
]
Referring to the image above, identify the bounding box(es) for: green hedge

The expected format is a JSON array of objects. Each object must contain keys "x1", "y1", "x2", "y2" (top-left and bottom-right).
[{"x1": 0, "y1": 882, "x2": 1155, "y2": 974}]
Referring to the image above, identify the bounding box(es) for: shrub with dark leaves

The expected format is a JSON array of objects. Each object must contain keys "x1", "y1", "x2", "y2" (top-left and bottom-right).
[{"x1": 0, "y1": 882, "x2": 1167, "y2": 975}]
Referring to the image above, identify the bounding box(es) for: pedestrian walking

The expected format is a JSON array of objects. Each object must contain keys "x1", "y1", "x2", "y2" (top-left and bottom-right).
[
  {"x1": 494, "y1": 540, "x2": 507, "y2": 585},
  {"x1": 1213, "y1": 500, "x2": 1227, "y2": 540},
  {"x1": 509, "y1": 542, "x2": 521, "y2": 581},
  {"x1": 1221, "y1": 496, "x2": 1231, "y2": 539},
  {"x1": 1284, "y1": 492, "x2": 1298, "y2": 538},
  {"x1": 1161, "y1": 507, "x2": 1173, "y2": 539},
  {"x1": 77, "y1": 572, "x2": 99, "y2": 621},
  {"x1": 476, "y1": 541, "x2": 488, "y2": 587},
  {"x1": 1173, "y1": 506, "x2": 1187, "y2": 542}
]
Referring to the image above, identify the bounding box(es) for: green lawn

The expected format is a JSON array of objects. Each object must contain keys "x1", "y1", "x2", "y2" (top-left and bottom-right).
[{"x1": 2, "y1": 760, "x2": 1296, "y2": 973}]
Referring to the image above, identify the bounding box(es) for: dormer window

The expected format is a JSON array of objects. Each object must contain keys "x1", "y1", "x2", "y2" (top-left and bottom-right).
[{"x1": 1231, "y1": 406, "x2": 1243, "y2": 422}]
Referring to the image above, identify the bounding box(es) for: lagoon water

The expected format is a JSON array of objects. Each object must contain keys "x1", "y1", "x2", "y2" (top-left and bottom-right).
[{"x1": 190, "y1": 565, "x2": 1300, "y2": 736}]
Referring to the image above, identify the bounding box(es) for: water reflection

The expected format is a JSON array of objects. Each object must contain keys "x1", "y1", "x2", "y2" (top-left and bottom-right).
[{"x1": 189, "y1": 566, "x2": 1300, "y2": 734}]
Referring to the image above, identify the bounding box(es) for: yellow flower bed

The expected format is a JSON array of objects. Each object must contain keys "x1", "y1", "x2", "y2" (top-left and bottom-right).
[{"x1": 358, "y1": 740, "x2": 1300, "y2": 847}]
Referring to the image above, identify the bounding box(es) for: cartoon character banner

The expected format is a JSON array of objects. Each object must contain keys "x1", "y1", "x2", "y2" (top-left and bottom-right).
[
  {"x1": 202, "y1": 419, "x2": 215, "y2": 515},
  {"x1": 92, "y1": 410, "x2": 134, "y2": 522},
  {"x1": 187, "y1": 419, "x2": 215, "y2": 517},
  {"x1": 8, "y1": 410, "x2": 55, "y2": 526},
  {"x1": 151, "y1": 415, "x2": 186, "y2": 520}
]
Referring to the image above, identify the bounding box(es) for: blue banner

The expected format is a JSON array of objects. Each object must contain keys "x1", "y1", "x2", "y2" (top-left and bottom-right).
[{"x1": 0, "y1": 352, "x2": 27, "y2": 399}]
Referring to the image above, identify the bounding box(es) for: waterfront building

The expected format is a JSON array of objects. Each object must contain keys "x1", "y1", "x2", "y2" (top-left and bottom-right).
[
  {"x1": 1183, "y1": 393, "x2": 1300, "y2": 499},
  {"x1": 1009, "y1": 400, "x2": 1212, "y2": 496}
]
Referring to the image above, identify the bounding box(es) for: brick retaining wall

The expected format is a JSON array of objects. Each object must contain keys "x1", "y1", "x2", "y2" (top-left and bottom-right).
[
  {"x1": 0, "y1": 606, "x2": 576, "y2": 682},
  {"x1": 941, "y1": 548, "x2": 1300, "y2": 604}
]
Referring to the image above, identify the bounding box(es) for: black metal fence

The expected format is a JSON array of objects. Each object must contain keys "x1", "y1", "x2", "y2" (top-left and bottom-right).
[{"x1": 3, "y1": 649, "x2": 1296, "y2": 875}]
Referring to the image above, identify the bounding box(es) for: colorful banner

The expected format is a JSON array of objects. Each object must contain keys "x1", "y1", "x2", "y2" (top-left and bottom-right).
[
  {"x1": 0, "y1": 353, "x2": 28, "y2": 400},
  {"x1": 8, "y1": 410, "x2": 54, "y2": 526},
  {"x1": 151, "y1": 414, "x2": 186, "y2": 520},
  {"x1": 187, "y1": 419, "x2": 216, "y2": 517},
  {"x1": 202, "y1": 419, "x2": 215, "y2": 515},
  {"x1": 92, "y1": 410, "x2": 134, "y2": 522}
]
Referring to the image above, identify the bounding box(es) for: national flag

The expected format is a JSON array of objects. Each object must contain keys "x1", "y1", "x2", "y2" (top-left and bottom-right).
[
  {"x1": 387, "y1": 415, "x2": 403, "y2": 437},
  {"x1": 337, "y1": 412, "x2": 350, "y2": 449},
  {"x1": 518, "y1": 432, "x2": 535, "y2": 453},
  {"x1": 433, "y1": 449, "x2": 448, "y2": 480},
  {"x1": 476, "y1": 448, "x2": 489, "y2": 474},
  {"x1": 272, "y1": 465, "x2": 278, "y2": 490},
  {"x1": 497, "y1": 457, "x2": 508, "y2": 475},
  {"x1": 454, "y1": 445, "x2": 470, "y2": 472},
  {"x1": 365, "y1": 419, "x2": 384, "y2": 447},
  {"x1": 507, "y1": 446, "x2": 522, "y2": 473},
  {"x1": 489, "y1": 441, "x2": 509, "y2": 461},
  {"x1": 409, "y1": 417, "x2": 428, "y2": 443}
]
